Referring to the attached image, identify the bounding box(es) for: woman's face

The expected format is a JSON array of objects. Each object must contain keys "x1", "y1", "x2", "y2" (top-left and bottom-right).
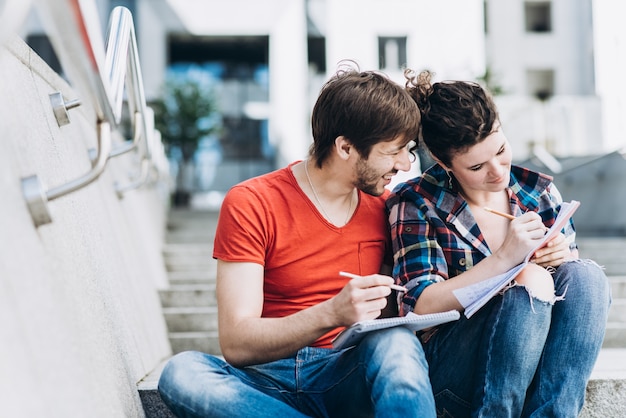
[{"x1": 447, "y1": 123, "x2": 513, "y2": 194}]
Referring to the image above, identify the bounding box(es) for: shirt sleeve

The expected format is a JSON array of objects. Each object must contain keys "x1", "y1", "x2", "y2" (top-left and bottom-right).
[
  {"x1": 213, "y1": 184, "x2": 269, "y2": 265},
  {"x1": 387, "y1": 192, "x2": 448, "y2": 315}
]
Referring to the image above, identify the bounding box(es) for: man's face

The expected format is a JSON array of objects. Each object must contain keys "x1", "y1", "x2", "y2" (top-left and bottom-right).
[{"x1": 354, "y1": 136, "x2": 414, "y2": 196}]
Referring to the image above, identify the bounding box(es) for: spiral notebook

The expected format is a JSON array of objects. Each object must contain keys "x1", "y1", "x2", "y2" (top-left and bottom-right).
[
  {"x1": 453, "y1": 200, "x2": 581, "y2": 319},
  {"x1": 331, "y1": 310, "x2": 460, "y2": 350}
]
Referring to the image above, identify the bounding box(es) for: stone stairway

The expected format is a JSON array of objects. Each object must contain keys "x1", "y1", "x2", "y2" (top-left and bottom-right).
[
  {"x1": 159, "y1": 208, "x2": 221, "y2": 356},
  {"x1": 140, "y1": 208, "x2": 626, "y2": 417},
  {"x1": 577, "y1": 237, "x2": 626, "y2": 348},
  {"x1": 159, "y1": 209, "x2": 626, "y2": 354}
]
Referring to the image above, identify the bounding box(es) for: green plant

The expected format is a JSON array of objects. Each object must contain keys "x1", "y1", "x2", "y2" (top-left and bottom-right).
[
  {"x1": 477, "y1": 66, "x2": 504, "y2": 96},
  {"x1": 152, "y1": 75, "x2": 221, "y2": 163},
  {"x1": 152, "y1": 71, "x2": 221, "y2": 205}
]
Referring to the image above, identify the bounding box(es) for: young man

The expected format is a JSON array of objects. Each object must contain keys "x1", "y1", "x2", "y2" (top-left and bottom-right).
[{"x1": 158, "y1": 65, "x2": 436, "y2": 418}]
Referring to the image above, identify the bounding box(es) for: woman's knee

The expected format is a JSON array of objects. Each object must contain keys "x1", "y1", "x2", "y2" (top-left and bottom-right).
[
  {"x1": 556, "y1": 259, "x2": 606, "y2": 282},
  {"x1": 514, "y1": 263, "x2": 555, "y2": 302},
  {"x1": 555, "y1": 259, "x2": 611, "y2": 301}
]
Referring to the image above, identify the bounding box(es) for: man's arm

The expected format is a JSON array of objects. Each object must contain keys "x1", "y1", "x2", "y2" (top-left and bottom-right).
[{"x1": 216, "y1": 260, "x2": 396, "y2": 367}]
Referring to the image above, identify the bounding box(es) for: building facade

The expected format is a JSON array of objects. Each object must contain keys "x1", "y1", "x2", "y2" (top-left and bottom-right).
[{"x1": 16, "y1": 0, "x2": 624, "y2": 192}]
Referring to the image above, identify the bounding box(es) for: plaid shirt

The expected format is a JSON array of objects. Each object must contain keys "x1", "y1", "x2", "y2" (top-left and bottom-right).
[{"x1": 386, "y1": 164, "x2": 576, "y2": 316}]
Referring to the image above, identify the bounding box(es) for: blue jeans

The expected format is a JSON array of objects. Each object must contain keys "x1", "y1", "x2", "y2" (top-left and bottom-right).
[
  {"x1": 158, "y1": 326, "x2": 436, "y2": 417},
  {"x1": 422, "y1": 259, "x2": 611, "y2": 418}
]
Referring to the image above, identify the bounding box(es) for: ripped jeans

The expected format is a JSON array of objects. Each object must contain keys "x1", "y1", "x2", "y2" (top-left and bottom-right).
[
  {"x1": 158, "y1": 326, "x2": 435, "y2": 418},
  {"x1": 422, "y1": 259, "x2": 611, "y2": 418}
]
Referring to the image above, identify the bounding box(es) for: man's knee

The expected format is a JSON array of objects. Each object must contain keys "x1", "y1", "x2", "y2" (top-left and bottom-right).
[
  {"x1": 361, "y1": 327, "x2": 426, "y2": 366},
  {"x1": 364, "y1": 326, "x2": 420, "y2": 349},
  {"x1": 159, "y1": 351, "x2": 212, "y2": 397}
]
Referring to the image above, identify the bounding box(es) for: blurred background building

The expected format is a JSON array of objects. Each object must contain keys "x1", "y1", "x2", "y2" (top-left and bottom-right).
[{"x1": 18, "y1": 0, "x2": 626, "y2": 207}]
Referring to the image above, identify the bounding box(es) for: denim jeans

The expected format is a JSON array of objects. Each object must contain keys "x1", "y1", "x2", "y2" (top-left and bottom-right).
[
  {"x1": 422, "y1": 259, "x2": 611, "y2": 418},
  {"x1": 158, "y1": 326, "x2": 436, "y2": 417}
]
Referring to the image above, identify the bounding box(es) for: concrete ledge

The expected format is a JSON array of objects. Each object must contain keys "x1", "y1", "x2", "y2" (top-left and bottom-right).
[
  {"x1": 580, "y1": 348, "x2": 626, "y2": 417},
  {"x1": 137, "y1": 361, "x2": 176, "y2": 418},
  {"x1": 581, "y1": 379, "x2": 626, "y2": 417},
  {"x1": 138, "y1": 349, "x2": 626, "y2": 417}
]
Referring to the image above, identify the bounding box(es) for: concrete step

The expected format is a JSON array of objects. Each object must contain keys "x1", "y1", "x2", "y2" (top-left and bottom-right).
[
  {"x1": 138, "y1": 348, "x2": 626, "y2": 418},
  {"x1": 165, "y1": 233, "x2": 216, "y2": 244},
  {"x1": 163, "y1": 247, "x2": 216, "y2": 270},
  {"x1": 165, "y1": 261, "x2": 217, "y2": 272},
  {"x1": 163, "y1": 247, "x2": 214, "y2": 260},
  {"x1": 163, "y1": 306, "x2": 218, "y2": 332},
  {"x1": 577, "y1": 236, "x2": 626, "y2": 250},
  {"x1": 608, "y1": 299, "x2": 626, "y2": 323},
  {"x1": 167, "y1": 270, "x2": 216, "y2": 283},
  {"x1": 603, "y1": 323, "x2": 626, "y2": 348},
  {"x1": 159, "y1": 284, "x2": 216, "y2": 308},
  {"x1": 163, "y1": 242, "x2": 214, "y2": 253},
  {"x1": 577, "y1": 238, "x2": 626, "y2": 276},
  {"x1": 610, "y1": 276, "x2": 626, "y2": 298},
  {"x1": 580, "y1": 348, "x2": 626, "y2": 417},
  {"x1": 168, "y1": 331, "x2": 221, "y2": 355},
  {"x1": 603, "y1": 264, "x2": 626, "y2": 277},
  {"x1": 163, "y1": 249, "x2": 215, "y2": 259}
]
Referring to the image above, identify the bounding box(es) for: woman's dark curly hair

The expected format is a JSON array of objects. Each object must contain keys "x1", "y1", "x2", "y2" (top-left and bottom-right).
[{"x1": 404, "y1": 69, "x2": 499, "y2": 167}]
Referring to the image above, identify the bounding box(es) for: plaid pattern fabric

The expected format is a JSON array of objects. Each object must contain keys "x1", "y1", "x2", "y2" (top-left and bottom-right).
[{"x1": 386, "y1": 164, "x2": 576, "y2": 315}]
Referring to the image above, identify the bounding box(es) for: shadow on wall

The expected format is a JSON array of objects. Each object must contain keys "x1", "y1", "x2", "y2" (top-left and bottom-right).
[{"x1": 517, "y1": 150, "x2": 626, "y2": 237}]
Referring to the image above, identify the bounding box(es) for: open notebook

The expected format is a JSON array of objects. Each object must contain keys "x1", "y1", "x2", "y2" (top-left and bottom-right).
[
  {"x1": 332, "y1": 310, "x2": 460, "y2": 350},
  {"x1": 453, "y1": 200, "x2": 580, "y2": 318}
]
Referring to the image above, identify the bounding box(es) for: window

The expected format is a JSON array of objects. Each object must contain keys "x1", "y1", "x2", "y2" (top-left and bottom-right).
[
  {"x1": 526, "y1": 69, "x2": 554, "y2": 100},
  {"x1": 525, "y1": 1, "x2": 552, "y2": 33},
  {"x1": 26, "y1": 34, "x2": 63, "y2": 75},
  {"x1": 378, "y1": 36, "x2": 407, "y2": 70},
  {"x1": 307, "y1": 37, "x2": 326, "y2": 74}
]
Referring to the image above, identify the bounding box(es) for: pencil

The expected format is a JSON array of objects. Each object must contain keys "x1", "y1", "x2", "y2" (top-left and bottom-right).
[
  {"x1": 484, "y1": 206, "x2": 516, "y2": 220},
  {"x1": 339, "y1": 271, "x2": 408, "y2": 292}
]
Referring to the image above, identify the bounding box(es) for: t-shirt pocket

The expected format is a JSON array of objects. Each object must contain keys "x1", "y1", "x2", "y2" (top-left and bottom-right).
[{"x1": 358, "y1": 240, "x2": 386, "y2": 274}]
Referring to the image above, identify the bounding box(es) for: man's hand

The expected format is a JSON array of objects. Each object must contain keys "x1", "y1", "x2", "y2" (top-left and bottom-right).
[{"x1": 330, "y1": 274, "x2": 395, "y2": 326}]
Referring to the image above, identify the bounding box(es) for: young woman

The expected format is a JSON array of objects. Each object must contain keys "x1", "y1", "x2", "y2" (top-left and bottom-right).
[{"x1": 386, "y1": 69, "x2": 611, "y2": 417}]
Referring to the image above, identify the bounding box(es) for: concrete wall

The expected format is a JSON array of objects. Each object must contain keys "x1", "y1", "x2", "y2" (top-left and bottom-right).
[
  {"x1": 519, "y1": 150, "x2": 626, "y2": 236},
  {"x1": 0, "y1": 36, "x2": 172, "y2": 417}
]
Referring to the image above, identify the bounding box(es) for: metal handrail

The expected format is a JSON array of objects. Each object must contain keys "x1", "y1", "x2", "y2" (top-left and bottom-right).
[
  {"x1": 105, "y1": 6, "x2": 152, "y2": 163},
  {"x1": 19, "y1": 0, "x2": 158, "y2": 226}
]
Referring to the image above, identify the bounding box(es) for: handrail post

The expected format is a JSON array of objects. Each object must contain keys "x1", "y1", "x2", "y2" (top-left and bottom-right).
[
  {"x1": 16, "y1": 1, "x2": 165, "y2": 226},
  {"x1": 21, "y1": 122, "x2": 112, "y2": 226}
]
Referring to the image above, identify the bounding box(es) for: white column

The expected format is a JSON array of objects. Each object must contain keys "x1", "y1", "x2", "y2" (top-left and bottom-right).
[{"x1": 268, "y1": 0, "x2": 310, "y2": 166}]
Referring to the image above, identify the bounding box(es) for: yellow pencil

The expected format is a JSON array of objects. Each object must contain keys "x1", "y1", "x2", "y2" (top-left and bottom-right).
[{"x1": 484, "y1": 206, "x2": 516, "y2": 220}]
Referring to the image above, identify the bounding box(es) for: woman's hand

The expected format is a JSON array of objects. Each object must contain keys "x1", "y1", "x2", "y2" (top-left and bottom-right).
[
  {"x1": 531, "y1": 232, "x2": 575, "y2": 268},
  {"x1": 495, "y1": 212, "x2": 549, "y2": 265}
]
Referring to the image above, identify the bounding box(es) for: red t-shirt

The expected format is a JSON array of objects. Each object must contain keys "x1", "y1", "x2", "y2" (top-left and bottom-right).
[{"x1": 213, "y1": 162, "x2": 392, "y2": 347}]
